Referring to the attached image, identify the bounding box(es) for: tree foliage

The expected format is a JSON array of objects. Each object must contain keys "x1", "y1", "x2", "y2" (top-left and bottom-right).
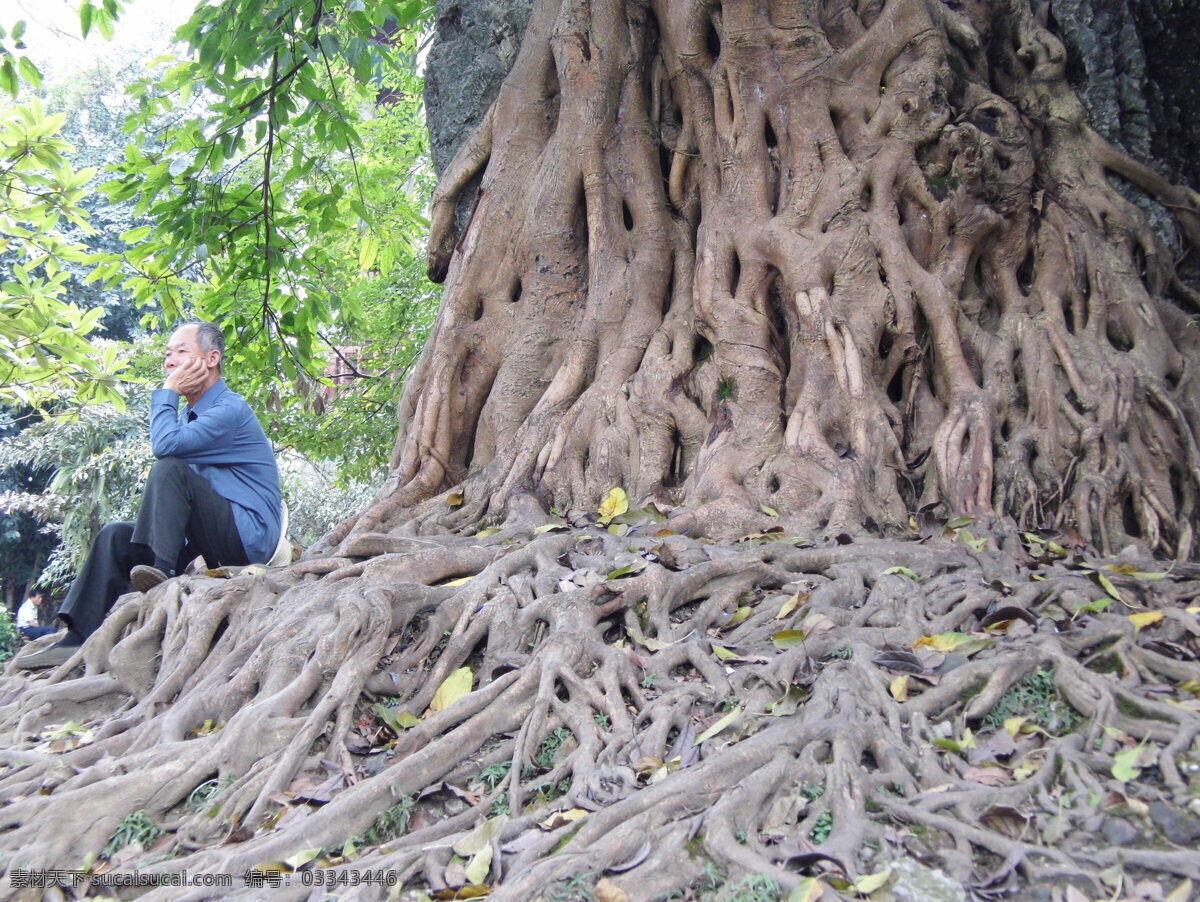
[
  {"x1": 97, "y1": 0, "x2": 436, "y2": 394},
  {"x1": 0, "y1": 397, "x2": 152, "y2": 591},
  {"x1": 0, "y1": 101, "x2": 127, "y2": 410}
]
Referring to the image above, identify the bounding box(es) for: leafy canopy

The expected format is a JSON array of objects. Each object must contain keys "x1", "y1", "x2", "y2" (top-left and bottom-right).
[
  {"x1": 0, "y1": 100, "x2": 128, "y2": 411},
  {"x1": 96, "y1": 0, "x2": 436, "y2": 396}
]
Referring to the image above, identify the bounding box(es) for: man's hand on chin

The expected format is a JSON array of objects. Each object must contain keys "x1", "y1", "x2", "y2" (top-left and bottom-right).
[{"x1": 164, "y1": 357, "x2": 209, "y2": 396}]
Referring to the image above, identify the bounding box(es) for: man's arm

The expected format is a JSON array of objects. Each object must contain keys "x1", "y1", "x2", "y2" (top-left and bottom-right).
[{"x1": 149, "y1": 390, "x2": 246, "y2": 462}]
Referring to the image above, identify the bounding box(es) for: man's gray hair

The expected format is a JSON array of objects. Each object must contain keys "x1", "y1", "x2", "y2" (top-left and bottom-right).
[{"x1": 185, "y1": 321, "x2": 225, "y2": 370}]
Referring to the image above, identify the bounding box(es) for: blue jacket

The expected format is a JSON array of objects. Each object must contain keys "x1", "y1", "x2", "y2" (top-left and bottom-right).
[{"x1": 149, "y1": 380, "x2": 282, "y2": 563}]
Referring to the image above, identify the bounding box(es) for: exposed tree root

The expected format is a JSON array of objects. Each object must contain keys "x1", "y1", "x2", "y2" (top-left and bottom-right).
[{"x1": 1, "y1": 526, "x2": 1197, "y2": 900}]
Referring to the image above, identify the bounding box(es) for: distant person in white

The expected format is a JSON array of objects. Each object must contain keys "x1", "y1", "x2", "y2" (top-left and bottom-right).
[{"x1": 16, "y1": 591, "x2": 55, "y2": 640}]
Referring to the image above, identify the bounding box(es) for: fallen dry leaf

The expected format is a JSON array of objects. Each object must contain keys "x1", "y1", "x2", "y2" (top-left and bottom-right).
[
  {"x1": 963, "y1": 766, "x2": 1010, "y2": 786},
  {"x1": 594, "y1": 878, "x2": 630, "y2": 902}
]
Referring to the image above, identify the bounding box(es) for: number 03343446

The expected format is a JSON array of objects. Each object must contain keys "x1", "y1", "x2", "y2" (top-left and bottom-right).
[{"x1": 301, "y1": 869, "x2": 399, "y2": 887}]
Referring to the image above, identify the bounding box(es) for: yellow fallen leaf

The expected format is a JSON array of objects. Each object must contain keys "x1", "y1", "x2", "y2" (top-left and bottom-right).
[
  {"x1": 853, "y1": 868, "x2": 892, "y2": 894},
  {"x1": 1177, "y1": 680, "x2": 1200, "y2": 698},
  {"x1": 464, "y1": 844, "x2": 492, "y2": 885},
  {"x1": 598, "y1": 488, "x2": 629, "y2": 525},
  {"x1": 538, "y1": 808, "x2": 588, "y2": 830},
  {"x1": 1166, "y1": 878, "x2": 1193, "y2": 902},
  {"x1": 447, "y1": 491, "x2": 464, "y2": 508},
  {"x1": 595, "y1": 878, "x2": 631, "y2": 902},
  {"x1": 1128, "y1": 611, "x2": 1164, "y2": 631},
  {"x1": 429, "y1": 667, "x2": 473, "y2": 714},
  {"x1": 712, "y1": 645, "x2": 738, "y2": 661},
  {"x1": 787, "y1": 877, "x2": 825, "y2": 902},
  {"x1": 774, "y1": 592, "x2": 808, "y2": 620},
  {"x1": 284, "y1": 848, "x2": 323, "y2": 870},
  {"x1": 441, "y1": 574, "x2": 475, "y2": 587},
  {"x1": 890, "y1": 675, "x2": 910, "y2": 702},
  {"x1": 1112, "y1": 744, "x2": 1144, "y2": 782},
  {"x1": 912, "y1": 632, "x2": 969, "y2": 652},
  {"x1": 1004, "y1": 717, "x2": 1028, "y2": 739}
]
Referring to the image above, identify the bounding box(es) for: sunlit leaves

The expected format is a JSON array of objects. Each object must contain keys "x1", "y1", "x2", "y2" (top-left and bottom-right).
[
  {"x1": 0, "y1": 101, "x2": 129, "y2": 409},
  {"x1": 597, "y1": 487, "x2": 629, "y2": 525},
  {"x1": 0, "y1": 18, "x2": 41, "y2": 97},
  {"x1": 99, "y1": 0, "x2": 437, "y2": 406}
]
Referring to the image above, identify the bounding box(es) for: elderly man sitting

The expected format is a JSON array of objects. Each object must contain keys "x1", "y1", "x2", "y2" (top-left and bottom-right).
[{"x1": 17, "y1": 322, "x2": 282, "y2": 669}]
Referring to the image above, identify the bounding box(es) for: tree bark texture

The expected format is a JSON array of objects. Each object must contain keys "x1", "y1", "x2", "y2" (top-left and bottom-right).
[{"x1": 340, "y1": 0, "x2": 1200, "y2": 563}]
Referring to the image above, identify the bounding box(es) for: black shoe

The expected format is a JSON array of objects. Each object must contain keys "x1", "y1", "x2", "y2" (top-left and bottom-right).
[
  {"x1": 130, "y1": 565, "x2": 170, "y2": 593},
  {"x1": 14, "y1": 642, "x2": 79, "y2": 670}
]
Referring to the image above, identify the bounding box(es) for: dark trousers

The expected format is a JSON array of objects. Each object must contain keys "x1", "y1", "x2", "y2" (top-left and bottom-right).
[
  {"x1": 20, "y1": 625, "x2": 56, "y2": 640},
  {"x1": 56, "y1": 457, "x2": 249, "y2": 639}
]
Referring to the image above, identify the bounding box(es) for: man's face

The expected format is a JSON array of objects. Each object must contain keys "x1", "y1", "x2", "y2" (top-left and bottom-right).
[
  {"x1": 164, "y1": 326, "x2": 219, "y2": 374},
  {"x1": 29, "y1": 593, "x2": 43, "y2": 606}
]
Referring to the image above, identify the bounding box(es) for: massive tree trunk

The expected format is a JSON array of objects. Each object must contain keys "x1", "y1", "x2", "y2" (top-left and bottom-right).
[
  {"x1": 2, "y1": 2, "x2": 1200, "y2": 900},
  {"x1": 330, "y1": 0, "x2": 1200, "y2": 562}
]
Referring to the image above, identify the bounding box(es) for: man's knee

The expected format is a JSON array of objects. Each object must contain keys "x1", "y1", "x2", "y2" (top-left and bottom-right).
[
  {"x1": 95, "y1": 522, "x2": 136, "y2": 550},
  {"x1": 149, "y1": 456, "x2": 189, "y2": 479}
]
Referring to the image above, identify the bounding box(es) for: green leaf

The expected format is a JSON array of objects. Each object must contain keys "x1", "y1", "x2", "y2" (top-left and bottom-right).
[
  {"x1": 1111, "y1": 745, "x2": 1144, "y2": 783},
  {"x1": 1089, "y1": 570, "x2": 1125, "y2": 603},
  {"x1": 17, "y1": 56, "x2": 41, "y2": 88},
  {"x1": 772, "y1": 629, "x2": 807, "y2": 649},
  {"x1": 726, "y1": 605, "x2": 753, "y2": 627},
  {"x1": 607, "y1": 560, "x2": 648, "y2": 579},
  {"x1": 881, "y1": 566, "x2": 918, "y2": 581},
  {"x1": 0, "y1": 58, "x2": 17, "y2": 97},
  {"x1": 371, "y1": 703, "x2": 420, "y2": 734},
  {"x1": 933, "y1": 737, "x2": 964, "y2": 753},
  {"x1": 695, "y1": 707, "x2": 741, "y2": 743},
  {"x1": 79, "y1": 0, "x2": 94, "y2": 38},
  {"x1": 1073, "y1": 598, "x2": 1113, "y2": 617}
]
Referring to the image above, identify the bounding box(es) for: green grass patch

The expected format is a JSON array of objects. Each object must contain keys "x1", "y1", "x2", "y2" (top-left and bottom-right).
[
  {"x1": 102, "y1": 811, "x2": 163, "y2": 859},
  {"x1": 979, "y1": 668, "x2": 1084, "y2": 735}
]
